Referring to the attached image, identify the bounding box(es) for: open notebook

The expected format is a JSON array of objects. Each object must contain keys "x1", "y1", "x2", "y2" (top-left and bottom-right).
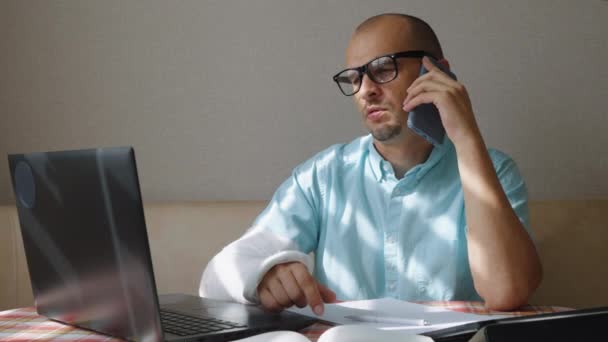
[
  {"x1": 289, "y1": 298, "x2": 505, "y2": 334},
  {"x1": 235, "y1": 298, "x2": 503, "y2": 341},
  {"x1": 256, "y1": 299, "x2": 607, "y2": 342}
]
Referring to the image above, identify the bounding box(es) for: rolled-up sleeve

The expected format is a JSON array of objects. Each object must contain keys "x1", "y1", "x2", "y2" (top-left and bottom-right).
[{"x1": 489, "y1": 149, "x2": 532, "y2": 237}]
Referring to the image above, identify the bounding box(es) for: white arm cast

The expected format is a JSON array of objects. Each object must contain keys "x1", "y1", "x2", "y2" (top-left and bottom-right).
[{"x1": 199, "y1": 228, "x2": 313, "y2": 304}]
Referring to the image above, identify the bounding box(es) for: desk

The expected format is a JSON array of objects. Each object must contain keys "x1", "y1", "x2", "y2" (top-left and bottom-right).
[{"x1": 0, "y1": 302, "x2": 570, "y2": 341}]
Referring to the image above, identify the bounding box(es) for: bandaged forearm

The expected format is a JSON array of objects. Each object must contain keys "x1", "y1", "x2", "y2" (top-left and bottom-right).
[{"x1": 199, "y1": 228, "x2": 313, "y2": 304}]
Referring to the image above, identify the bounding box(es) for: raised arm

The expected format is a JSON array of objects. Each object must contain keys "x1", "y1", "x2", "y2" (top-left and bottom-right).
[{"x1": 403, "y1": 56, "x2": 542, "y2": 310}]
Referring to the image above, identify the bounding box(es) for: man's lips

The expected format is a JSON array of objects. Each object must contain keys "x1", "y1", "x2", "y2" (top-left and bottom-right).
[{"x1": 367, "y1": 107, "x2": 387, "y2": 121}]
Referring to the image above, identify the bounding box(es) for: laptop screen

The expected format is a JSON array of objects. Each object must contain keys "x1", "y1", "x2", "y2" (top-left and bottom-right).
[{"x1": 8, "y1": 147, "x2": 164, "y2": 341}]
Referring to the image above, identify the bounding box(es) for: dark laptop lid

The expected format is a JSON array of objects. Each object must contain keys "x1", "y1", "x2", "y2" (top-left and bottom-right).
[
  {"x1": 8, "y1": 147, "x2": 164, "y2": 341},
  {"x1": 424, "y1": 306, "x2": 608, "y2": 342}
]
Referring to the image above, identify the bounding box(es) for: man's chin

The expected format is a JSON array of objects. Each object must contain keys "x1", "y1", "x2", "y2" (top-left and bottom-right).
[{"x1": 369, "y1": 125, "x2": 402, "y2": 142}]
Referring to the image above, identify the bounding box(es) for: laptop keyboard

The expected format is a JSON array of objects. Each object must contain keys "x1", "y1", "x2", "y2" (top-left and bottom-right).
[{"x1": 160, "y1": 309, "x2": 247, "y2": 337}]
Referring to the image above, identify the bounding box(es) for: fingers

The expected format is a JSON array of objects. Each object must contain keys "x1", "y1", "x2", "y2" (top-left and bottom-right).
[
  {"x1": 257, "y1": 262, "x2": 337, "y2": 316},
  {"x1": 257, "y1": 262, "x2": 317, "y2": 313},
  {"x1": 318, "y1": 282, "x2": 338, "y2": 303},
  {"x1": 265, "y1": 277, "x2": 293, "y2": 308},
  {"x1": 277, "y1": 268, "x2": 308, "y2": 308},
  {"x1": 404, "y1": 65, "x2": 468, "y2": 113},
  {"x1": 404, "y1": 79, "x2": 450, "y2": 105},
  {"x1": 421, "y1": 55, "x2": 439, "y2": 72},
  {"x1": 258, "y1": 264, "x2": 296, "y2": 312},
  {"x1": 258, "y1": 286, "x2": 283, "y2": 313},
  {"x1": 402, "y1": 91, "x2": 441, "y2": 112},
  {"x1": 291, "y1": 264, "x2": 325, "y2": 316},
  {"x1": 408, "y1": 57, "x2": 459, "y2": 93}
]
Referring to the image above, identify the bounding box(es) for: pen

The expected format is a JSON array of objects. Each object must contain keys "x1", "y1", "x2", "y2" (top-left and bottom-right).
[{"x1": 345, "y1": 314, "x2": 429, "y2": 326}]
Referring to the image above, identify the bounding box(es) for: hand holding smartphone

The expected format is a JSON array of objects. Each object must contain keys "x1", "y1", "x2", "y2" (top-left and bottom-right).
[{"x1": 406, "y1": 57, "x2": 457, "y2": 146}]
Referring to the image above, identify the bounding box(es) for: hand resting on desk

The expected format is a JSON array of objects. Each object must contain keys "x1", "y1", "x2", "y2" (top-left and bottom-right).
[{"x1": 257, "y1": 261, "x2": 337, "y2": 315}]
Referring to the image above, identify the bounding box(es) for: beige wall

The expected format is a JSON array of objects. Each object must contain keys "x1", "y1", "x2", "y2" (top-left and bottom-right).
[
  {"x1": 1, "y1": 1, "x2": 607, "y2": 202},
  {"x1": 2, "y1": 200, "x2": 608, "y2": 310}
]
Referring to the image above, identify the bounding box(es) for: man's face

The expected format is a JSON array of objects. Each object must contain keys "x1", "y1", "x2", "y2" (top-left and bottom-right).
[{"x1": 345, "y1": 20, "x2": 422, "y2": 143}]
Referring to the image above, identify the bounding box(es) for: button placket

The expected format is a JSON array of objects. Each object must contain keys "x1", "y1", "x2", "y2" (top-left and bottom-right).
[
  {"x1": 387, "y1": 280, "x2": 397, "y2": 292},
  {"x1": 384, "y1": 190, "x2": 403, "y2": 297},
  {"x1": 417, "y1": 279, "x2": 429, "y2": 295}
]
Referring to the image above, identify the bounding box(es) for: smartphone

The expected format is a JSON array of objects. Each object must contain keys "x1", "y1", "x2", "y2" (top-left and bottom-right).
[{"x1": 406, "y1": 57, "x2": 457, "y2": 146}]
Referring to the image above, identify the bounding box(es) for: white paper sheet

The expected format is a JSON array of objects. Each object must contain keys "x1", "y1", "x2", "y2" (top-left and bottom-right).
[{"x1": 287, "y1": 298, "x2": 510, "y2": 335}]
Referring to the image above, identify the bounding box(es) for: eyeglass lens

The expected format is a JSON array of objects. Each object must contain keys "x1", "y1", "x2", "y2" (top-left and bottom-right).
[{"x1": 335, "y1": 56, "x2": 397, "y2": 95}]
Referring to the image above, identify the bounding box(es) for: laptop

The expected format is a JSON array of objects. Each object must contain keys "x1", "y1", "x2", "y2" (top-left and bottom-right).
[
  {"x1": 7, "y1": 147, "x2": 317, "y2": 342},
  {"x1": 423, "y1": 306, "x2": 608, "y2": 341}
]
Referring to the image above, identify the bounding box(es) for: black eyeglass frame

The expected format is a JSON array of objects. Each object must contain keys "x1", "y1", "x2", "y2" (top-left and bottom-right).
[{"x1": 332, "y1": 50, "x2": 437, "y2": 96}]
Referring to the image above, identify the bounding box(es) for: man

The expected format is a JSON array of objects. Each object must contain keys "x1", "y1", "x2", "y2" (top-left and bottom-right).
[{"x1": 200, "y1": 13, "x2": 542, "y2": 316}]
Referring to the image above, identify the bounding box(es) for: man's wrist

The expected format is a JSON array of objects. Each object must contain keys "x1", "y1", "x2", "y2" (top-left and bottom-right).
[{"x1": 452, "y1": 127, "x2": 486, "y2": 158}]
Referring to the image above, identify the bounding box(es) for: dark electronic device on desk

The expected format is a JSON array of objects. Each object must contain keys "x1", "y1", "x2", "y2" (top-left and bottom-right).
[
  {"x1": 407, "y1": 56, "x2": 457, "y2": 146},
  {"x1": 423, "y1": 306, "x2": 608, "y2": 342},
  {"x1": 8, "y1": 147, "x2": 316, "y2": 342}
]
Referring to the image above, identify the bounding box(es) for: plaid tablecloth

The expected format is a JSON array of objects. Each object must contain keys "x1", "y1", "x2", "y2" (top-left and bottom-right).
[{"x1": 0, "y1": 302, "x2": 571, "y2": 341}]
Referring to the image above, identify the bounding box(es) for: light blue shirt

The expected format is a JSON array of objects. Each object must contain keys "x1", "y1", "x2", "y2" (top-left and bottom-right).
[{"x1": 253, "y1": 134, "x2": 531, "y2": 301}]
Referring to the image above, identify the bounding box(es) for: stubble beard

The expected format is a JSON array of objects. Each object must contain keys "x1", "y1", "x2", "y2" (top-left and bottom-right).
[{"x1": 369, "y1": 123, "x2": 402, "y2": 142}]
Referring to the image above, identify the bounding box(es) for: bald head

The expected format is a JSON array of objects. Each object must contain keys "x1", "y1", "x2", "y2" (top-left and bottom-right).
[{"x1": 353, "y1": 13, "x2": 444, "y2": 60}]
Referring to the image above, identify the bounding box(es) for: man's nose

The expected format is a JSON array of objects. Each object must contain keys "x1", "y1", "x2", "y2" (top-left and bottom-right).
[{"x1": 358, "y1": 73, "x2": 381, "y2": 99}]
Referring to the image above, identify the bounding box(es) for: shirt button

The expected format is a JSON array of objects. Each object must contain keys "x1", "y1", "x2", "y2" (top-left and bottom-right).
[
  {"x1": 387, "y1": 281, "x2": 397, "y2": 292},
  {"x1": 386, "y1": 233, "x2": 397, "y2": 244},
  {"x1": 417, "y1": 280, "x2": 428, "y2": 294}
]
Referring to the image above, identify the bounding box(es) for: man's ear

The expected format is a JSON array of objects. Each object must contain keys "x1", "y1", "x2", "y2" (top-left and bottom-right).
[{"x1": 437, "y1": 58, "x2": 450, "y2": 70}]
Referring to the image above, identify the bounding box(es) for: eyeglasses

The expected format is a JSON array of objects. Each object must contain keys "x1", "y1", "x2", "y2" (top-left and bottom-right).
[{"x1": 332, "y1": 50, "x2": 436, "y2": 96}]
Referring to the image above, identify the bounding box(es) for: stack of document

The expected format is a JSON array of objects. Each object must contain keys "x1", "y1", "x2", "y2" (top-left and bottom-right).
[{"x1": 287, "y1": 298, "x2": 509, "y2": 335}]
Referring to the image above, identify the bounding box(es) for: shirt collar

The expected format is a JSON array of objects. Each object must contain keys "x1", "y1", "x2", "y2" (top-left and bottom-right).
[{"x1": 367, "y1": 134, "x2": 453, "y2": 182}]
